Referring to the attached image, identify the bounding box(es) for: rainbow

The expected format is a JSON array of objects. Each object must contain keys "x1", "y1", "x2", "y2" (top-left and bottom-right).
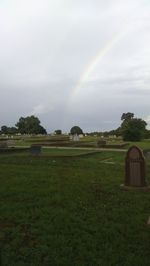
[
  {"x1": 62, "y1": 30, "x2": 126, "y2": 128},
  {"x1": 71, "y1": 30, "x2": 126, "y2": 98},
  {"x1": 71, "y1": 0, "x2": 145, "y2": 98}
]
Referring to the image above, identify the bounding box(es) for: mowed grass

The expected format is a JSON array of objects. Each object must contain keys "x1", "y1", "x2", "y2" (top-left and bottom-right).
[
  {"x1": 128, "y1": 140, "x2": 150, "y2": 150},
  {"x1": 0, "y1": 150, "x2": 150, "y2": 265},
  {"x1": 14, "y1": 134, "x2": 150, "y2": 151},
  {"x1": 42, "y1": 148, "x2": 100, "y2": 157}
]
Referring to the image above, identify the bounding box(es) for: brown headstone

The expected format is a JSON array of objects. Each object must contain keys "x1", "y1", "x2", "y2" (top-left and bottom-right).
[{"x1": 124, "y1": 146, "x2": 146, "y2": 187}]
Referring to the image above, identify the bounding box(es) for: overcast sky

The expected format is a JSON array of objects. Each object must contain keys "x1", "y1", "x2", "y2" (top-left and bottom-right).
[{"x1": 0, "y1": 0, "x2": 150, "y2": 132}]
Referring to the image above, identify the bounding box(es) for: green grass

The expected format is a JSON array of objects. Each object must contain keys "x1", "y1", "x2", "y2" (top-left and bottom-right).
[
  {"x1": 0, "y1": 150, "x2": 150, "y2": 265},
  {"x1": 11, "y1": 134, "x2": 150, "y2": 151},
  {"x1": 127, "y1": 140, "x2": 150, "y2": 150},
  {"x1": 42, "y1": 148, "x2": 100, "y2": 156}
]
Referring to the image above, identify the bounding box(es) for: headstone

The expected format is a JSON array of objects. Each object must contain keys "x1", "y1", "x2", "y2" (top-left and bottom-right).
[
  {"x1": 97, "y1": 140, "x2": 106, "y2": 147},
  {"x1": 0, "y1": 141, "x2": 8, "y2": 148},
  {"x1": 72, "y1": 134, "x2": 80, "y2": 141},
  {"x1": 79, "y1": 134, "x2": 83, "y2": 138},
  {"x1": 124, "y1": 146, "x2": 146, "y2": 187},
  {"x1": 143, "y1": 149, "x2": 150, "y2": 159},
  {"x1": 147, "y1": 216, "x2": 150, "y2": 226},
  {"x1": 30, "y1": 145, "x2": 41, "y2": 156},
  {"x1": 7, "y1": 140, "x2": 15, "y2": 147}
]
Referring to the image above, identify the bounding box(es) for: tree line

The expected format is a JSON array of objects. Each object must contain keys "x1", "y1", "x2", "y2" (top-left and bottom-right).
[
  {"x1": 0, "y1": 112, "x2": 149, "y2": 141},
  {"x1": 0, "y1": 116, "x2": 84, "y2": 136},
  {"x1": 87, "y1": 112, "x2": 149, "y2": 141},
  {"x1": 0, "y1": 116, "x2": 47, "y2": 135}
]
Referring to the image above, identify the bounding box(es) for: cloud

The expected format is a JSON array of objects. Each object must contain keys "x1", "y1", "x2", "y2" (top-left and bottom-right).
[
  {"x1": 29, "y1": 104, "x2": 52, "y2": 116},
  {"x1": 0, "y1": 0, "x2": 150, "y2": 132}
]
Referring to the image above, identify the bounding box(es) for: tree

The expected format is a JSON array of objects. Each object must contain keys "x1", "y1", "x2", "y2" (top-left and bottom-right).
[
  {"x1": 122, "y1": 118, "x2": 147, "y2": 141},
  {"x1": 55, "y1": 129, "x2": 62, "y2": 135},
  {"x1": 121, "y1": 112, "x2": 134, "y2": 121},
  {"x1": 144, "y1": 129, "x2": 150, "y2": 139},
  {"x1": 1, "y1": 126, "x2": 8, "y2": 134},
  {"x1": 7, "y1": 127, "x2": 18, "y2": 135},
  {"x1": 70, "y1": 126, "x2": 83, "y2": 135},
  {"x1": 16, "y1": 116, "x2": 47, "y2": 134},
  {"x1": 120, "y1": 112, "x2": 134, "y2": 133},
  {"x1": 0, "y1": 126, "x2": 18, "y2": 135},
  {"x1": 120, "y1": 112, "x2": 147, "y2": 141},
  {"x1": 115, "y1": 127, "x2": 122, "y2": 137}
]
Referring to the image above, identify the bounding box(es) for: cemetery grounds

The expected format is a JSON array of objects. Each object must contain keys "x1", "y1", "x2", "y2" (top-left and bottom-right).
[{"x1": 0, "y1": 139, "x2": 150, "y2": 265}]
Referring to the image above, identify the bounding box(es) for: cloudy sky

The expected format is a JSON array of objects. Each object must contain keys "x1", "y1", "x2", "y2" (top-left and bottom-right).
[{"x1": 0, "y1": 0, "x2": 150, "y2": 132}]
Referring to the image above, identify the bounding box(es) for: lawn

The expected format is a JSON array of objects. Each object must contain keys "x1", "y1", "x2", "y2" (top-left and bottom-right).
[
  {"x1": 128, "y1": 140, "x2": 150, "y2": 150},
  {"x1": 0, "y1": 149, "x2": 150, "y2": 265},
  {"x1": 13, "y1": 135, "x2": 150, "y2": 151}
]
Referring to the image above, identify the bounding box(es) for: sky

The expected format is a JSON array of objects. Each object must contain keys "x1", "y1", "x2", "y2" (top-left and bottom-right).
[{"x1": 0, "y1": 0, "x2": 150, "y2": 133}]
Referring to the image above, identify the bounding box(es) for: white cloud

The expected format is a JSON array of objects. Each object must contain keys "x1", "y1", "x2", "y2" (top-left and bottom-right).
[{"x1": 29, "y1": 104, "x2": 52, "y2": 116}]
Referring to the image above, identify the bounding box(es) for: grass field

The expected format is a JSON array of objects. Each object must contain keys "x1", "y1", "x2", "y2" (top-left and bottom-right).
[
  {"x1": 0, "y1": 149, "x2": 150, "y2": 265},
  {"x1": 12, "y1": 135, "x2": 150, "y2": 151}
]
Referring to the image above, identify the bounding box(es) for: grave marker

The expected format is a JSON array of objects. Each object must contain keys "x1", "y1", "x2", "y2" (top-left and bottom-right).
[
  {"x1": 0, "y1": 141, "x2": 8, "y2": 148},
  {"x1": 72, "y1": 134, "x2": 80, "y2": 141},
  {"x1": 97, "y1": 140, "x2": 106, "y2": 147},
  {"x1": 30, "y1": 145, "x2": 41, "y2": 156},
  {"x1": 125, "y1": 145, "x2": 146, "y2": 187},
  {"x1": 121, "y1": 145, "x2": 150, "y2": 190},
  {"x1": 147, "y1": 216, "x2": 150, "y2": 226},
  {"x1": 143, "y1": 149, "x2": 150, "y2": 159}
]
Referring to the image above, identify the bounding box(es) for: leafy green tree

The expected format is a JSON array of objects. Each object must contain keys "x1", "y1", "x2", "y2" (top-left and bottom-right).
[
  {"x1": 121, "y1": 112, "x2": 134, "y2": 121},
  {"x1": 1, "y1": 126, "x2": 8, "y2": 134},
  {"x1": 55, "y1": 129, "x2": 62, "y2": 135},
  {"x1": 121, "y1": 112, "x2": 134, "y2": 133},
  {"x1": 144, "y1": 129, "x2": 150, "y2": 139},
  {"x1": 115, "y1": 127, "x2": 122, "y2": 137},
  {"x1": 70, "y1": 126, "x2": 83, "y2": 135},
  {"x1": 122, "y1": 118, "x2": 147, "y2": 141},
  {"x1": 7, "y1": 127, "x2": 18, "y2": 135},
  {"x1": 1, "y1": 126, "x2": 18, "y2": 135},
  {"x1": 16, "y1": 116, "x2": 47, "y2": 134}
]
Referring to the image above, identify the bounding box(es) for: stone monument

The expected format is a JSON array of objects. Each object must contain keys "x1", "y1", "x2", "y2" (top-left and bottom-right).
[
  {"x1": 72, "y1": 134, "x2": 80, "y2": 141},
  {"x1": 121, "y1": 145, "x2": 149, "y2": 190}
]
